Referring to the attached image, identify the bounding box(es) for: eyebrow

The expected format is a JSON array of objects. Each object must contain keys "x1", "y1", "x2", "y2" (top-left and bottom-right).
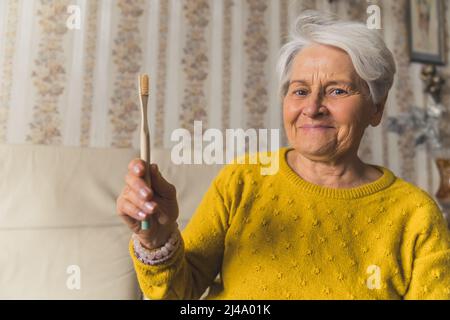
[{"x1": 289, "y1": 80, "x2": 355, "y2": 87}]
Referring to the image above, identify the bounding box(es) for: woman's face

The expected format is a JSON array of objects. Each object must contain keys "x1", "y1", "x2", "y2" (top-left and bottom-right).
[{"x1": 283, "y1": 44, "x2": 385, "y2": 162}]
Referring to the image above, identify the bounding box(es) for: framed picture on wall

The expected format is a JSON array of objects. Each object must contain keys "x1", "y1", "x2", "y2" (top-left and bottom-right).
[{"x1": 408, "y1": 0, "x2": 446, "y2": 65}]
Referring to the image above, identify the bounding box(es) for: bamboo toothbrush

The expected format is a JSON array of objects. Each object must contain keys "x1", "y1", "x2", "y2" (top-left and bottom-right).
[{"x1": 139, "y1": 74, "x2": 151, "y2": 230}]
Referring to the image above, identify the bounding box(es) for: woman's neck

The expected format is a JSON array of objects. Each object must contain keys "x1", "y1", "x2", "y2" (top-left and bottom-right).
[{"x1": 286, "y1": 149, "x2": 382, "y2": 189}]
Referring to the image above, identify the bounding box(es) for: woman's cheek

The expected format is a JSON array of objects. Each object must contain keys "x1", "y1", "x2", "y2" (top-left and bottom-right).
[
  {"x1": 328, "y1": 108, "x2": 357, "y2": 129},
  {"x1": 283, "y1": 101, "x2": 300, "y2": 123},
  {"x1": 331, "y1": 97, "x2": 365, "y2": 122},
  {"x1": 336, "y1": 126, "x2": 360, "y2": 152}
]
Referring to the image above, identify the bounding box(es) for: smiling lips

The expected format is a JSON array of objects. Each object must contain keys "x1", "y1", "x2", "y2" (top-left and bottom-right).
[{"x1": 299, "y1": 124, "x2": 335, "y2": 129}]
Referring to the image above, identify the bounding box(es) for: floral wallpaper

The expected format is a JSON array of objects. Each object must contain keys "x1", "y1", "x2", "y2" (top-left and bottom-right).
[
  {"x1": 0, "y1": 0, "x2": 19, "y2": 143},
  {"x1": 221, "y1": 0, "x2": 233, "y2": 131},
  {"x1": 179, "y1": 0, "x2": 210, "y2": 134},
  {"x1": 27, "y1": 0, "x2": 70, "y2": 144},
  {"x1": 244, "y1": 0, "x2": 268, "y2": 130},
  {"x1": 80, "y1": 0, "x2": 99, "y2": 147},
  {"x1": 153, "y1": 0, "x2": 169, "y2": 148},
  {"x1": 0, "y1": 0, "x2": 449, "y2": 197},
  {"x1": 109, "y1": 0, "x2": 146, "y2": 148},
  {"x1": 391, "y1": 0, "x2": 416, "y2": 184}
]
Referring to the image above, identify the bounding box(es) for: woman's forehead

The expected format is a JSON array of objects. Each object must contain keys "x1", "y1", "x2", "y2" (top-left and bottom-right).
[
  {"x1": 295, "y1": 43, "x2": 350, "y2": 60},
  {"x1": 290, "y1": 47, "x2": 358, "y2": 82}
]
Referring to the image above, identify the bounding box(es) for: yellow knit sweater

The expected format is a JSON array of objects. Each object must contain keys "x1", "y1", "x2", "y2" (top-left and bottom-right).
[{"x1": 130, "y1": 147, "x2": 450, "y2": 299}]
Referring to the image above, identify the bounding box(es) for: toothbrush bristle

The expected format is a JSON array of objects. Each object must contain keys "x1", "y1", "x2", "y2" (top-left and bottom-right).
[{"x1": 140, "y1": 74, "x2": 149, "y2": 96}]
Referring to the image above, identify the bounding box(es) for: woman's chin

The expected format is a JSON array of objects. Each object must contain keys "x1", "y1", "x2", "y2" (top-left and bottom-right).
[{"x1": 293, "y1": 145, "x2": 336, "y2": 159}]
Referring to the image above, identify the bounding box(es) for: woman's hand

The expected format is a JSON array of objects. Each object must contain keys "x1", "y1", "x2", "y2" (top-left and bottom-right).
[{"x1": 116, "y1": 159, "x2": 179, "y2": 249}]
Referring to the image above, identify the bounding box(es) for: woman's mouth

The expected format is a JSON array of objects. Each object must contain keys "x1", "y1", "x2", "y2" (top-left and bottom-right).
[{"x1": 299, "y1": 125, "x2": 335, "y2": 129}]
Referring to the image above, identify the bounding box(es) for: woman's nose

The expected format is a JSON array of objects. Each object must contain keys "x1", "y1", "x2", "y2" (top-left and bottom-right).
[{"x1": 302, "y1": 92, "x2": 327, "y2": 117}]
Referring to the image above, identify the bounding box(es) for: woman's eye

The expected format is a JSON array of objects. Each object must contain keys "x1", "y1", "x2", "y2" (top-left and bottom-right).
[
  {"x1": 293, "y1": 89, "x2": 308, "y2": 96},
  {"x1": 330, "y1": 88, "x2": 348, "y2": 96}
]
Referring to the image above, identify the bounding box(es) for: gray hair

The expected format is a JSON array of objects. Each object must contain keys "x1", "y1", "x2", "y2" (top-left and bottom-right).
[{"x1": 277, "y1": 10, "x2": 396, "y2": 104}]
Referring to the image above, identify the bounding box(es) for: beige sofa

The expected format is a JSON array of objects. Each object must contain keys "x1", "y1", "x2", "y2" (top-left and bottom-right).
[{"x1": 0, "y1": 144, "x2": 222, "y2": 299}]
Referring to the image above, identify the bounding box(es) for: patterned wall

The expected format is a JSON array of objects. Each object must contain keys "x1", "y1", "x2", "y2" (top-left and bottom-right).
[{"x1": 0, "y1": 0, "x2": 449, "y2": 197}]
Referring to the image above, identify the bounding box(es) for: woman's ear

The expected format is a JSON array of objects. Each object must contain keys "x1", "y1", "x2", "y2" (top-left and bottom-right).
[{"x1": 369, "y1": 95, "x2": 388, "y2": 127}]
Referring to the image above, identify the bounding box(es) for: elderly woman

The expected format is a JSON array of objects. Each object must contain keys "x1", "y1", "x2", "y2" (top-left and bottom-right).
[{"x1": 116, "y1": 11, "x2": 450, "y2": 299}]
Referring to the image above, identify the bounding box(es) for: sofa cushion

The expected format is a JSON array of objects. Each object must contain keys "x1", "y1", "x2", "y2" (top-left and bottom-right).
[
  {"x1": 0, "y1": 144, "x2": 142, "y2": 298},
  {"x1": 0, "y1": 144, "x2": 222, "y2": 298}
]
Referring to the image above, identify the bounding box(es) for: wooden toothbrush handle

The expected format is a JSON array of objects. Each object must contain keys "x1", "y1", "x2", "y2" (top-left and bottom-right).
[
  {"x1": 139, "y1": 93, "x2": 151, "y2": 187},
  {"x1": 140, "y1": 128, "x2": 151, "y2": 187},
  {"x1": 140, "y1": 130, "x2": 151, "y2": 231},
  {"x1": 140, "y1": 94, "x2": 151, "y2": 231}
]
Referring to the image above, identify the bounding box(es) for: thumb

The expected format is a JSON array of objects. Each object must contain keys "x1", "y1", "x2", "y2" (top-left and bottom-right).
[{"x1": 149, "y1": 164, "x2": 176, "y2": 199}]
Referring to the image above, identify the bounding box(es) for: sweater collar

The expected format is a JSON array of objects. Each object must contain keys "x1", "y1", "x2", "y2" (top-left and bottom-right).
[{"x1": 278, "y1": 147, "x2": 396, "y2": 199}]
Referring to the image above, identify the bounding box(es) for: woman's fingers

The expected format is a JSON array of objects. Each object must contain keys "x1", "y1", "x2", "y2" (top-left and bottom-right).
[
  {"x1": 127, "y1": 160, "x2": 177, "y2": 201},
  {"x1": 128, "y1": 158, "x2": 146, "y2": 177},
  {"x1": 120, "y1": 160, "x2": 179, "y2": 240},
  {"x1": 117, "y1": 195, "x2": 150, "y2": 221},
  {"x1": 123, "y1": 185, "x2": 158, "y2": 215},
  {"x1": 125, "y1": 173, "x2": 153, "y2": 201},
  {"x1": 119, "y1": 184, "x2": 171, "y2": 226}
]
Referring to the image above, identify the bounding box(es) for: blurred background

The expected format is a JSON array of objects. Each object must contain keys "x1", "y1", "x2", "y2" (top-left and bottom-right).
[
  {"x1": 0, "y1": 0, "x2": 449, "y2": 195},
  {"x1": 0, "y1": 0, "x2": 449, "y2": 299}
]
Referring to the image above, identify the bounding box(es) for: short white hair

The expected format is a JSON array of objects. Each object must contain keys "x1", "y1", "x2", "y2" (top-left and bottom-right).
[{"x1": 277, "y1": 10, "x2": 396, "y2": 104}]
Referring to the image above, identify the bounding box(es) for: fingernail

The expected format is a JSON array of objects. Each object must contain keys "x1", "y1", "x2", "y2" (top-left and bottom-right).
[
  {"x1": 144, "y1": 202, "x2": 154, "y2": 212},
  {"x1": 137, "y1": 211, "x2": 146, "y2": 219},
  {"x1": 134, "y1": 165, "x2": 141, "y2": 174},
  {"x1": 139, "y1": 188, "x2": 149, "y2": 198}
]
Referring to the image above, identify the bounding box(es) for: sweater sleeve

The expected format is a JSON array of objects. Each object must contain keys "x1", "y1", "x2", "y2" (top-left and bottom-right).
[
  {"x1": 403, "y1": 200, "x2": 450, "y2": 300},
  {"x1": 129, "y1": 165, "x2": 233, "y2": 300}
]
